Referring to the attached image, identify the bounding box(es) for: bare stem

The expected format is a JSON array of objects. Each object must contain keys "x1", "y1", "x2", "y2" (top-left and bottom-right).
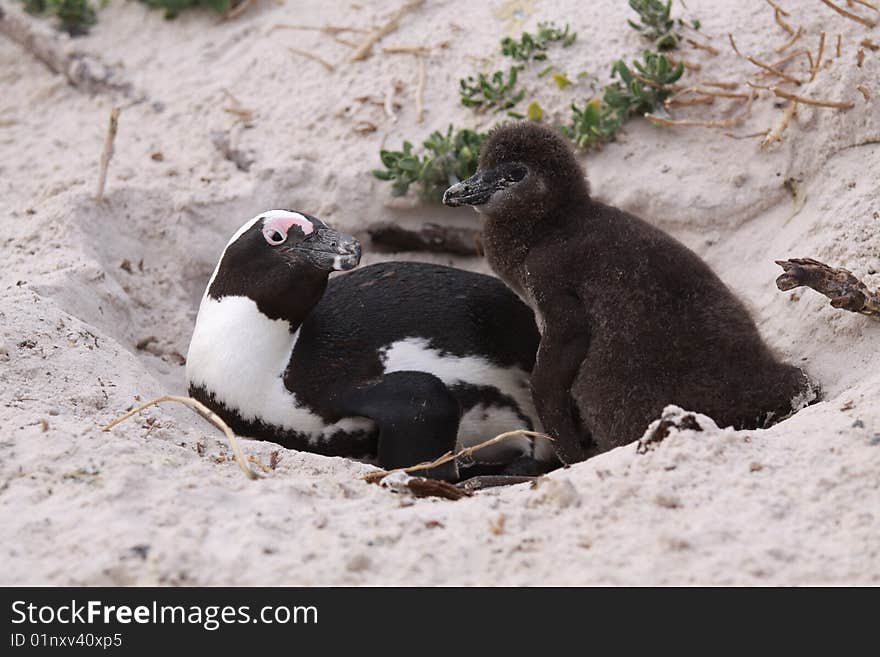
[{"x1": 103, "y1": 395, "x2": 260, "y2": 480}]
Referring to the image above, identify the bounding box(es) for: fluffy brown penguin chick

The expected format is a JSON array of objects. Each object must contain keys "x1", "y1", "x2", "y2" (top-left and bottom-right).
[{"x1": 443, "y1": 122, "x2": 817, "y2": 464}]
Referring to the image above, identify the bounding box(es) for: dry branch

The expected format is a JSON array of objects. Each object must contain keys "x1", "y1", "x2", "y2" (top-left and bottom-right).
[
  {"x1": 747, "y1": 55, "x2": 803, "y2": 84},
  {"x1": 103, "y1": 395, "x2": 260, "y2": 480},
  {"x1": 223, "y1": 0, "x2": 255, "y2": 21},
  {"x1": 766, "y1": 0, "x2": 790, "y2": 15},
  {"x1": 772, "y1": 87, "x2": 854, "y2": 108},
  {"x1": 811, "y1": 31, "x2": 826, "y2": 81},
  {"x1": 363, "y1": 429, "x2": 552, "y2": 483},
  {"x1": 269, "y1": 23, "x2": 368, "y2": 35},
  {"x1": 646, "y1": 91, "x2": 755, "y2": 129},
  {"x1": 367, "y1": 222, "x2": 483, "y2": 256},
  {"x1": 289, "y1": 46, "x2": 335, "y2": 72},
  {"x1": 687, "y1": 38, "x2": 719, "y2": 55},
  {"x1": 819, "y1": 0, "x2": 877, "y2": 27},
  {"x1": 348, "y1": 0, "x2": 425, "y2": 63},
  {"x1": 774, "y1": 9, "x2": 796, "y2": 35},
  {"x1": 415, "y1": 54, "x2": 426, "y2": 123},
  {"x1": 95, "y1": 107, "x2": 120, "y2": 202},
  {"x1": 761, "y1": 100, "x2": 797, "y2": 148},
  {"x1": 776, "y1": 258, "x2": 880, "y2": 319},
  {"x1": 0, "y1": 2, "x2": 135, "y2": 96},
  {"x1": 775, "y1": 26, "x2": 804, "y2": 53}
]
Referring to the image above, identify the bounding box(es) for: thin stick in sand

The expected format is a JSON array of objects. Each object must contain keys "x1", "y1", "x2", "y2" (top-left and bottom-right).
[
  {"x1": 761, "y1": 100, "x2": 797, "y2": 148},
  {"x1": 383, "y1": 45, "x2": 431, "y2": 54},
  {"x1": 850, "y1": 0, "x2": 879, "y2": 11},
  {"x1": 810, "y1": 31, "x2": 826, "y2": 81},
  {"x1": 776, "y1": 258, "x2": 880, "y2": 319},
  {"x1": 224, "y1": 0, "x2": 255, "y2": 21},
  {"x1": 836, "y1": 34, "x2": 842, "y2": 57},
  {"x1": 95, "y1": 107, "x2": 120, "y2": 202},
  {"x1": 818, "y1": 0, "x2": 877, "y2": 27},
  {"x1": 102, "y1": 395, "x2": 260, "y2": 480},
  {"x1": 772, "y1": 87, "x2": 855, "y2": 109},
  {"x1": 856, "y1": 84, "x2": 871, "y2": 100},
  {"x1": 415, "y1": 55, "x2": 426, "y2": 123},
  {"x1": 270, "y1": 24, "x2": 369, "y2": 35},
  {"x1": 686, "y1": 38, "x2": 719, "y2": 55},
  {"x1": 0, "y1": 2, "x2": 134, "y2": 97},
  {"x1": 384, "y1": 80, "x2": 400, "y2": 121},
  {"x1": 289, "y1": 47, "x2": 336, "y2": 72},
  {"x1": 363, "y1": 430, "x2": 553, "y2": 483},
  {"x1": 699, "y1": 80, "x2": 740, "y2": 89},
  {"x1": 769, "y1": 47, "x2": 813, "y2": 70},
  {"x1": 765, "y1": 0, "x2": 790, "y2": 15},
  {"x1": 747, "y1": 55, "x2": 803, "y2": 84},
  {"x1": 774, "y1": 26, "x2": 803, "y2": 53},
  {"x1": 774, "y1": 9, "x2": 796, "y2": 35},
  {"x1": 728, "y1": 33, "x2": 745, "y2": 58},
  {"x1": 348, "y1": 0, "x2": 425, "y2": 63},
  {"x1": 646, "y1": 91, "x2": 755, "y2": 129}
]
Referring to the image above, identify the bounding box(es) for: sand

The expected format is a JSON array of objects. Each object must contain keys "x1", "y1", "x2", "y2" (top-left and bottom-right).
[{"x1": 0, "y1": 0, "x2": 878, "y2": 586}]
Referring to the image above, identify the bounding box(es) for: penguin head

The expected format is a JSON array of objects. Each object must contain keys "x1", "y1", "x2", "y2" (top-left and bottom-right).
[
  {"x1": 442, "y1": 122, "x2": 588, "y2": 219},
  {"x1": 206, "y1": 209, "x2": 361, "y2": 320}
]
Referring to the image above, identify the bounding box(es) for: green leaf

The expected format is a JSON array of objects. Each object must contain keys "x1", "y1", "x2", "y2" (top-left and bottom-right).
[
  {"x1": 526, "y1": 100, "x2": 544, "y2": 121},
  {"x1": 552, "y1": 72, "x2": 573, "y2": 89}
]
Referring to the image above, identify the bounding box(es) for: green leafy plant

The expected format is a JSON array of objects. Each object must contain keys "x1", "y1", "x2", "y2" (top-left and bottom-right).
[
  {"x1": 628, "y1": 0, "x2": 679, "y2": 49},
  {"x1": 459, "y1": 66, "x2": 526, "y2": 113},
  {"x1": 138, "y1": 0, "x2": 230, "y2": 19},
  {"x1": 501, "y1": 21, "x2": 577, "y2": 61},
  {"x1": 372, "y1": 126, "x2": 487, "y2": 202},
  {"x1": 562, "y1": 50, "x2": 684, "y2": 149},
  {"x1": 22, "y1": 0, "x2": 97, "y2": 36}
]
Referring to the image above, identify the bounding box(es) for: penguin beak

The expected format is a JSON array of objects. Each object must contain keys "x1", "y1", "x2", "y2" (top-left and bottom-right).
[
  {"x1": 442, "y1": 172, "x2": 497, "y2": 207},
  {"x1": 292, "y1": 228, "x2": 362, "y2": 272}
]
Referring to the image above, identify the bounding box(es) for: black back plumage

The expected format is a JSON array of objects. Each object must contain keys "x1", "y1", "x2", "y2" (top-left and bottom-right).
[{"x1": 287, "y1": 261, "x2": 539, "y2": 417}]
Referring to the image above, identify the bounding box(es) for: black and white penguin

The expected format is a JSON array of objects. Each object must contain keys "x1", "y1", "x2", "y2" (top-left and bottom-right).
[
  {"x1": 186, "y1": 209, "x2": 553, "y2": 480},
  {"x1": 443, "y1": 122, "x2": 816, "y2": 464}
]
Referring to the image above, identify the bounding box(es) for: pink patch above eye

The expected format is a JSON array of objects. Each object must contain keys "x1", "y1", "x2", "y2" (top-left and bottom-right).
[{"x1": 263, "y1": 213, "x2": 314, "y2": 239}]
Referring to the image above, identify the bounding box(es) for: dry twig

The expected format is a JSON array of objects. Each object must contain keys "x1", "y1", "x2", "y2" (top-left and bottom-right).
[
  {"x1": 776, "y1": 258, "x2": 880, "y2": 319},
  {"x1": 775, "y1": 26, "x2": 804, "y2": 53},
  {"x1": 747, "y1": 55, "x2": 803, "y2": 84},
  {"x1": 766, "y1": 0, "x2": 790, "y2": 15},
  {"x1": 687, "y1": 38, "x2": 719, "y2": 55},
  {"x1": 270, "y1": 23, "x2": 368, "y2": 35},
  {"x1": 810, "y1": 31, "x2": 826, "y2": 81},
  {"x1": 415, "y1": 54, "x2": 426, "y2": 123},
  {"x1": 856, "y1": 83, "x2": 871, "y2": 100},
  {"x1": 224, "y1": 0, "x2": 255, "y2": 21},
  {"x1": 774, "y1": 9, "x2": 796, "y2": 35},
  {"x1": 103, "y1": 395, "x2": 260, "y2": 480},
  {"x1": 0, "y1": 3, "x2": 135, "y2": 96},
  {"x1": 819, "y1": 0, "x2": 877, "y2": 27},
  {"x1": 95, "y1": 107, "x2": 120, "y2": 202},
  {"x1": 728, "y1": 33, "x2": 744, "y2": 58},
  {"x1": 363, "y1": 430, "x2": 552, "y2": 483},
  {"x1": 646, "y1": 91, "x2": 755, "y2": 129},
  {"x1": 289, "y1": 47, "x2": 335, "y2": 72},
  {"x1": 348, "y1": 0, "x2": 425, "y2": 63},
  {"x1": 772, "y1": 86, "x2": 854, "y2": 108},
  {"x1": 761, "y1": 100, "x2": 797, "y2": 148},
  {"x1": 383, "y1": 45, "x2": 431, "y2": 54}
]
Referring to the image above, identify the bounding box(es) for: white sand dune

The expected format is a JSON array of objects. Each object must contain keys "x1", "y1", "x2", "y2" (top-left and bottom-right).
[{"x1": 1, "y1": 0, "x2": 878, "y2": 585}]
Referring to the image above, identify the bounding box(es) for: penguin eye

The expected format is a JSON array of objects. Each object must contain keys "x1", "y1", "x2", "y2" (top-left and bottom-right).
[
  {"x1": 263, "y1": 229, "x2": 286, "y2": 245},
  {"x1": 508, "y1": 166, "x2": 526, "y2": 182}
]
